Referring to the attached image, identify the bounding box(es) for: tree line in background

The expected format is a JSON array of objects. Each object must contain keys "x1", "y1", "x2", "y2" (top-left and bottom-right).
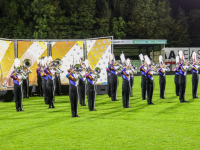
[{"x1": 0, "y1": 0, "x2": 199, "y2": 47}]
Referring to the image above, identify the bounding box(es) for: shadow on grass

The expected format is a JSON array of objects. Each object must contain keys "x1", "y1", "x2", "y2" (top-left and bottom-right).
[{"x1": 154, "y1": 103, "x2": 182, "y2": 116}]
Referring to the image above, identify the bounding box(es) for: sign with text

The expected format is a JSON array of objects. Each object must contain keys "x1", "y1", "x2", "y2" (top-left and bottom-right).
[{"x1": 164, "y1": 47, "x2": 200, "y2": 64}]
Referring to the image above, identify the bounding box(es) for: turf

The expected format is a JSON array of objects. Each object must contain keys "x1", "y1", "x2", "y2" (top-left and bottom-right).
[{"x1": 0, "y1": 74, "x2": 200, "y2": 150}]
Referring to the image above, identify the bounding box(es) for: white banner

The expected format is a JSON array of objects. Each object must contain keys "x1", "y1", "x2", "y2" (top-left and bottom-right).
[{"x1": 164, "y1": 47, "x2": 200, "y2": 63}]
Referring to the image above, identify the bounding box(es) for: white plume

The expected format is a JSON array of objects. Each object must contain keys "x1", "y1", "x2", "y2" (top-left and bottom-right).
[
  {"x1": 144, "y1": 55, "x2": 151, "y2": 65},
  {"x1": 84, "y1": 59, "x2": 90, "y2": 68},
  {"x1": 120, "y1": 53, "x2": 125, "y2": 64},
  {"x1": 47, "y1": 56, "x2": 52, "y2": 64},
  {"x1": 37, "y1": 59, "x2": 40, "y2": 65},
  {"x1": 139, "y1": 54, "x2": 144, "y2": 62},
  {"x1": 179, "y1": 51, "x2": 185, "y2": 61},
  {"x1": 159, "y1": 55, "x2": 163, "y2": 64},
  {"x1": 126, "y1": 58, "x2": 131, "y2": 66},
  {"x1": 176, "y1": 56, "x2": 179, "y2": 64},
  {"x1": 192, "y1": 52, "x2": 196, "y2": 61},
  {"x1": 14, "y1": 58, "x2": 20, "y2": 68},
  {"x1": 41, "y1": 58, "x2": 45, "y2": 66},
  {"x1": 44, "y1": 57, "x2": 47, "y2": 67}
]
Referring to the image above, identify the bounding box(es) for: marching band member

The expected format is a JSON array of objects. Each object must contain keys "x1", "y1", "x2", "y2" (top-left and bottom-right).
[
  {"x1": 158, "y1": 55, "x2": 169, "y2": 99},
  {"x1": 66, "y1": 68, "x2": 80, "y2": 117},
  {"x1": 178, "y1": 51, "x2": 190, "y2": 103},
  {"x1": 78, "y1": 59, "x2": 86, "y2": 106},
  {"x1": 109, "y1": 55, "x2": 119, "y2": 101},
  {"x1": 120, "y1": 64, "x2": 131, "y2": 108},
  {"x1": 139, "y1": 54, "x2": 147, "y2": 100},
  {"x1": 174, "y1": 56, "x2": 180, "y2": 96},
  {"x1": 128, "y1": 62, "x2": 137, "y2": 97},
  {"x1": 145, "y1": 55, "x2": 155, "y2": 105},
  {"x1": 54, "y1": 58, "x2": 63, "y2": 96},
  {"x1": 44, "y1": 56, "x2": 59, "y2": 109},
  {"x1": 10, "y1": 58, "x2": 26, "y2": 111},
  {"x1": 22, "y1": 59, "x2": 32, "y2": 98},
  {"x1": 191, "y1": 52, "x2": 199, "y2": 98},
  {"x1": 85, "y1": 61, "x2": 98, "y2": 111},
  {"x1": 106, "y1": 56, "x2": 111, "y2": 97},
  {"x1": 37, "y1": 59, "x2": 43, "y2": 97},
  {"x1": 37, "y1": 57, "x2": 49, "y2": 104}
]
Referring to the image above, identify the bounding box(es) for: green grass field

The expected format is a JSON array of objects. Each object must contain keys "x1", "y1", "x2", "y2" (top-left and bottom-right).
[{"x1": 0, "y1": 75, "x2": 200, "y2": 150}]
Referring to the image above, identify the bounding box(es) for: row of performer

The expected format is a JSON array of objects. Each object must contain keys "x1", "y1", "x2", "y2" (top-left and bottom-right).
[{"x1": 9, "y1": 51, "x2": 199, "y2": 117}]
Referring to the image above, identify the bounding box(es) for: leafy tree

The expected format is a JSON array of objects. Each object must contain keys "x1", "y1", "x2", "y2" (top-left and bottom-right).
[
  {"x1": 167, "y1": 7, "x2": 191, "y2": 47},
  {"x1": 188, "y1": 9, "x2": 200, "y2": 46}
]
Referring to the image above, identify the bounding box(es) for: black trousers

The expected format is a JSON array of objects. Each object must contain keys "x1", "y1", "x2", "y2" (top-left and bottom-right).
[
  {"x1": 122, "y1": 79, "x2": 130, "y2": 108},
  {"x1": 192, "y1": 73, "x2": 199, "y2": 98},
  {"x1": 130, "y1": 76, "x2": 133, "y2": 96},
  {"x1": 42, "y1": 78, "x2": 48, "y2": 104},
  {"x1": 78, "y1": 79, "x2": 86, "y2": 105},
  {"x1": 69, "y1": 84, "x2": 78, "y2": 116},
  {"x1": 23, "y1": 77, "x2": 29, "y2": 98},
  {"x1": 87, "y1": 82, "x2": 95, "y2": 111},
  {"x1": 14, "y1": 84, "x2": 23, "y2": 111},
  {"x1": 110, "y1": 74, "x2": 118, "y2": 101},
  {"x1": 37, "y1": 75, "x2": 43, "y2": 96},
  {"x1": 179, "y1": 75, "x2": 186, "y2": 102},
  {"x1": 174, "y1": 75, "x2": 179, "y2": 96},
  {"x1": 159, "y1": 75, "x2": 166, "y2": 98},
  {"x1": 47, "y1": 78, "x2": 55, "y2": 108},
  {"x1": 147, "y1": 78, "x2": 154, "y2": 104},
  {"x1": 107, "y1": 75, "x2": 111, "y2": 97},
  {"x1": 55, "y1": 74, "x2": 61, "y2": 95},
  {"x1": 141, "y1": 75, "x2": 147, "y2": 99}
]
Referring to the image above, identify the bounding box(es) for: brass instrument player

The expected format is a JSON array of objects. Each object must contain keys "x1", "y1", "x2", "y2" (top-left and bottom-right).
[
  {"x1": 157, "y1": 55, "x2": 170, "y2": 99},
  {"x1": 144, "y1": 55, "x2": 157, "y2": 105},
  {"x1": 44, "y1": 56, "x2": 60, "y2": 109},
  {"x1": 10, "y1": 58, "x2": 27, "y2": 111},
  {"x1": 22, "y1": 59, "x2": 32, "y2": 98},
  {"x1": 178, "y1": 51, "x2": 191, "y2": 103},
  {"x1": 139, "y1": 54, "x2": 147, "y2": 100},
  {"x1": 54, "y1": 58, "x2": 63, "y2": 96},
  {"x1": 191, "y1": 52, "x2": 200, "y2": 98},
  {"x1": 66, "y1": 64, "x2": 83, "y2": 117},
  {"x1": 174, "y1": 56, "x2": 180, "y2": 96}
]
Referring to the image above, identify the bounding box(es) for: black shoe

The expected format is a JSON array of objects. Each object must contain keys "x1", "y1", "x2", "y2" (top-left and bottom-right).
[
  {"x1": 161, "y1": 97, "x2": 166, "y2": 99},
  {"x1": 52, "y1": 106, "x2": 56, "y2": 108},
  {"x1": 142, "y1": 98, "x2": 146, "y2": 100},
  {"x1": 75, "y1": 115, "x2": 80, "y2": 117},
  {"x1": 148, "y1": 102, "x2": 154, "y2": 105},
  {"x1": 131, "y1": 95, "x2": 133, "y2": 97},
  {"x1": 93, "y1": 109, "x2": 97, "y2": 111},
  {"x1": 114, "y1": 99, "x2": 119, "y2": 101},
  {"x1": 83, "y1": 104, "x2": 87, "y2": 106},
  {"x1": 181, "y1": 100, "x2": 188, "y2": 103},
  {"x1": 20, "y1": 109, "x2": 24, "y2": 111},
  {"x1": 193, "y1": 96, "x2": 199, "y2": 99},
  {"x1": 127, "y1": 106, "x2": 131, "y2": 108},
  {"x1": 16, "y1": 109, "x2": 19, "y2": 112}
]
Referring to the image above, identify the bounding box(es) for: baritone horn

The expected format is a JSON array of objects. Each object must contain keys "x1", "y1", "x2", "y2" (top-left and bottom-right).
[
  {"x1": 55, "y1": 58, "x2": 63, "y2": 66},
  {"x1": 23, "y1": 59, "x2": 32, "y2": 67},
  {"x1": 23, "y1": 59, "x2": 32, "y2": 73}
]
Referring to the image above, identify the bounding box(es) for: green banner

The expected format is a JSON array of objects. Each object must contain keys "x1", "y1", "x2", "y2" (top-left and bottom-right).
[{"x1": 132, "y1": 40, "x2": 167, "y2": 44}]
